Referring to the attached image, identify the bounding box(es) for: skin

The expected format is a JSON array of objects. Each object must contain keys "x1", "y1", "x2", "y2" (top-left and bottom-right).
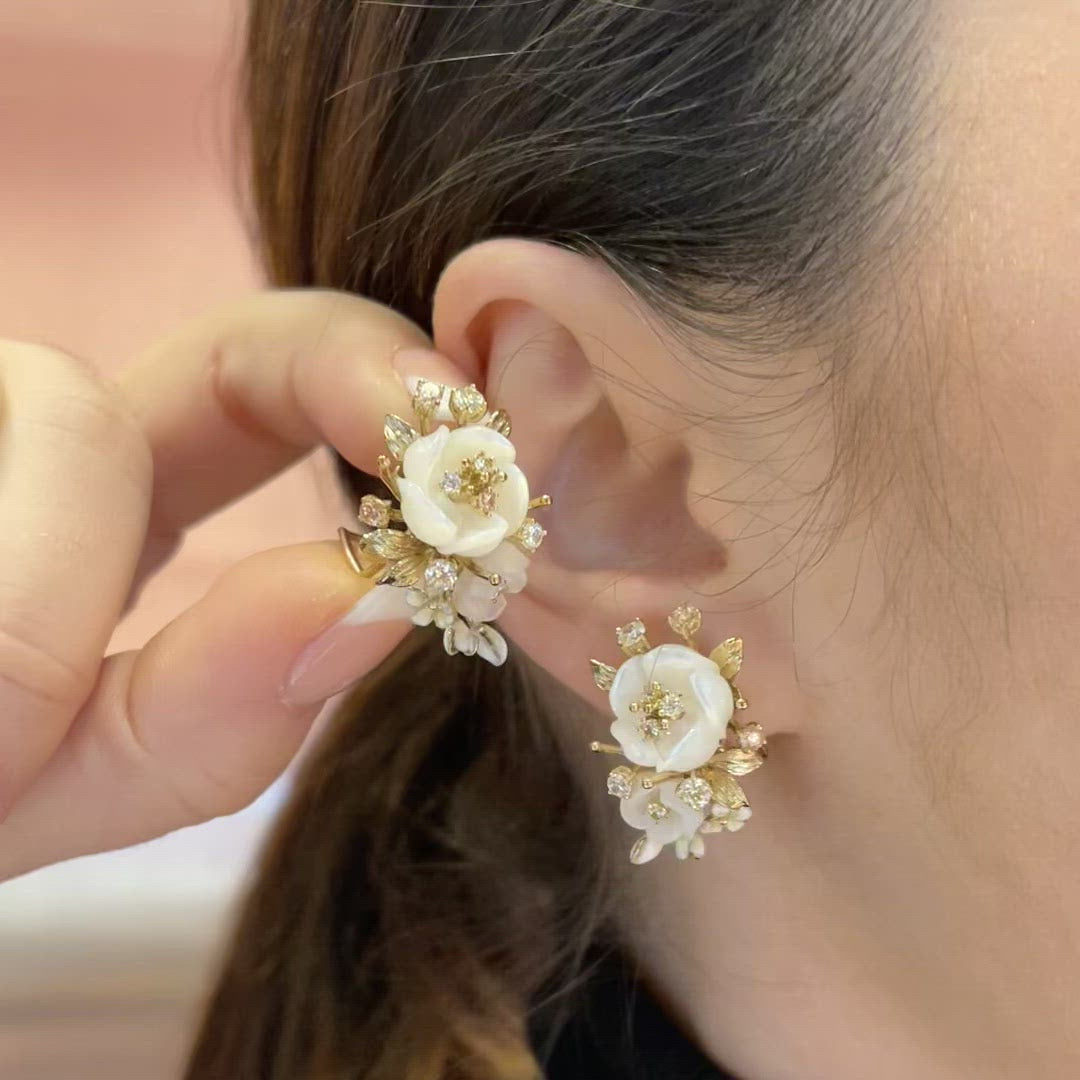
[{"x1": 0, "y1": 0, "x2": 1074, "y2": 1076}]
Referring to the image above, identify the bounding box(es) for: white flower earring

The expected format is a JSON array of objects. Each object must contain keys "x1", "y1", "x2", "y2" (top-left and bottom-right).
[
  {"x1": 338, "y1": 379, "x2": 550, "y2": 666},
  {"x1": 589, "y1": 605, "x2": 767, "y2": 864}
]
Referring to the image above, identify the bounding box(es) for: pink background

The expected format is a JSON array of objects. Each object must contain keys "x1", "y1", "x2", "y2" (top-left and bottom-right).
[
  {"x1": 0, "y1": 1, "x2": 341, "y2": 649},
  {"x1": 0, "y1": 6, "x2": 343, "y2": 1076}
]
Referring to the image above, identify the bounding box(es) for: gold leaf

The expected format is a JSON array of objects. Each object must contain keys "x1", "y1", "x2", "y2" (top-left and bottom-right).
[
  {"x1": 713, "y1": 748, "x2": 764, "y2": 777},
  {"x1": 378, "y1": 454, "x2": 401, "y2": 498},
  {"x1": 364, "y1": 528, "x2": 426, "y2": 562},
  {"x1": 384, "y1": 414, "x2": 419, "y2": 460},
  {"x1": 709, "y1": 636, "x2": 743, "y2": 681},
  {"x1": 384, "y1": 553, "x2": 428, "y2": 588},
  {"x1": 373, "y1": 562, "x2": 396, "y2": 585},
  {"x1": 590, "y1": 659, "x2": 617, "y2": 691},
  {"x1": 448, "y1": 384, "x2": 488, "y2": 425},
  {"x1": 708, "y1": 771, "x2": 747, "y2": 808},
  {"x1": 488, "y1": 409, "x2": 512, "y2": 437}
]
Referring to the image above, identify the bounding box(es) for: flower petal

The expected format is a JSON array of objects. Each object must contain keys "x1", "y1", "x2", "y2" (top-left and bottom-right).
[
  {"x1": 440, "y1": 511, "x2": 509, "y2": 558},
  {"x1": 401, "y1": 424, "x2": 450, "y2": 486},
  {"x1": 475, "y1": 625, "x2": 509, "y2": 666},
  {"x1": 620, "y1": 779, "x2": 704, "y2": 845},
  {"x1": 689, "y1": 667, "x2": 735, "y2": 727},
  {"x1": 629, "y1": 834, "x2": 665, "y2": 865},
  {"x1": 474, "y1": 542, "x2": 530, "y2": 593},
  {"x1": 443, "y1": 618, "x2": 480, "y2": 656},
  {"x1": 648, "y1": 643, "x2": 722, "y2": 682},
  {"x1": 453, "y1": 571, "x2": 508, "y2": 623},
  {"x1": 608, "y1": 653, "x2": 650, "y2": 724},
  {"x1": 446, "y1": 424, "x2": 517, "y2": 465},
  {"x1": 398, "y1": 477, "x2": 459, "y2": 549},
  {"x1": 495, "y1": 464, "x2": 530, "y2": 534},
  {"x1": 656, "y1": 713, "x2": 726, "y2": 773},
  {"x1": 610, "y1": 716, "x2": 662, "y2": 768}
]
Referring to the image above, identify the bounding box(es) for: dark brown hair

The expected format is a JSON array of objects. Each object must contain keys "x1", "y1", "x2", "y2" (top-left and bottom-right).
[{"x1": 186, "y1": 3, "x2": 928, "y2": 1078}]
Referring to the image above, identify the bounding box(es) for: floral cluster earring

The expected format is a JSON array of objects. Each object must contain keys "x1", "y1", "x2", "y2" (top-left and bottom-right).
[
  {"x1": 589, "y1": 604, "x2": 767, "y2": 864},
  {"x1": 339, "y1": 379, "x2": 550, "y2": 666}
]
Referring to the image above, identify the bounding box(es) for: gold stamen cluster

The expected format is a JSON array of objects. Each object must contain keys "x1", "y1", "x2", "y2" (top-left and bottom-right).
[
  {"x1": 440, "y1": 451, "x2": 509, "y2": 516},
  {"x1": 629, "y1": 681, "x2": 686, "y2": 740}
]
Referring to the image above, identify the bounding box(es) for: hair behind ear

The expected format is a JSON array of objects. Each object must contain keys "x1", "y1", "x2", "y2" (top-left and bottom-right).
[{"x1": 183, "y1": 626, "x2": 611, "y2": 1080}]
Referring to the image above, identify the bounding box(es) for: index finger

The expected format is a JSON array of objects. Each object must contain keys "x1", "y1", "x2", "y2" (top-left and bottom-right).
[{"x1": 120, "y1": 289, "x2": 459, "y2": 538}]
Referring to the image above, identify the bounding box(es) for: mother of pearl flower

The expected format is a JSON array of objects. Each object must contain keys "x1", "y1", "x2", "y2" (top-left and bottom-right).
[
  {"x1": 608, "y1": 643, "x2": 734, "y2": 773},
  {"x1": 397, "y1": 424, "x2": 530, "y2": 558},
  {"x1": 620, "y1": 778, "x2": 707, "y2": 864}
]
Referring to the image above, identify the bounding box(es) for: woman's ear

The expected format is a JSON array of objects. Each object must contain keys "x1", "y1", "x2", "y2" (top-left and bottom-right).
[{"x1": 423, "y1": 238, "x2": 732, "y2": 700}]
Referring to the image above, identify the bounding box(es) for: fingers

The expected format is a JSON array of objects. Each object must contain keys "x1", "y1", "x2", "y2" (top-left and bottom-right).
[
  {"x1": 120, "y1": 290, "x2": 460, "y2": 543},
  {"x1": 0, "y1": 342, "x2": 151, "y2": 813},
  {"x1": 0, "y1": 541, "x2": 411, "y2": 881}
]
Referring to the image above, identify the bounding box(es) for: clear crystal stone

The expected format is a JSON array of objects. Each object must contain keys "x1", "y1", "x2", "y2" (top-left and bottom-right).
[
  {"x1": 423, "y1": 558, "x2": 459, "y2": 594},
  {"x1": 646, "y1": 798, "x2": 671, "y2": 822},
  {"x1": 517, "y1": 518, "x2": 546, "y2": 552},
  {"x1": 358, "y1": 495, "x2": 391, "y2": 528},
  {"x1": 632, "y1": 681, "x2": 684, "y2": 740},
  {"x1": 676, "y1": 776, "x2": 714, "y2": 812},
  {"x1": 616, "y1": 618, "x2": 650, "y2": 656},
  {"x1": 737, "y1": 723, "x2": 765, "y2": 751},
  {"x1": 412, "y1": 378, "x2": 443, "y2": 411},
  {"x1": 606, "y1": 766, "x2": 634, "y2": 800},
  {"x1": 667, "y1": 602, "x2": 702, "y2": 641},
  {"x1": 655, "y1": 691, "x2": 684, "y2": 720},
  {"x1": 440, "y1": 471, "x2": 463, "y2": 496}
]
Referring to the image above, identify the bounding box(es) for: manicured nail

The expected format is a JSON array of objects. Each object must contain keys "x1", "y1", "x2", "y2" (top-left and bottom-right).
[
  {"x1": 281, "y1": 585, "x2": 413, "y2": 706},
  {"x1": 390, "y1": 346, "x2": 469, "y2": 398}
]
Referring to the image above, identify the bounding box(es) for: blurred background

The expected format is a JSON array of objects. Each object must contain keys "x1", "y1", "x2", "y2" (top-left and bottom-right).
[{"x1": 0, "y1": 4, "x2": 342, "y2": 1076}]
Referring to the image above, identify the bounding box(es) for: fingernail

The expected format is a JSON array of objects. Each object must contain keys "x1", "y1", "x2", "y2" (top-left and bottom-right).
[
  {"x1": 390, "y1": 346, "x2": 470, "y2": 395},
  {"x1": 281, "y1": 585, "x2": 413, "y2": 706}
]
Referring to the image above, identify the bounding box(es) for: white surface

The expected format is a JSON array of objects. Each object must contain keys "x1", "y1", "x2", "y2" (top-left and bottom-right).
[{"x1": 0, "y1": 781, "x2": 289, "y2": 943}]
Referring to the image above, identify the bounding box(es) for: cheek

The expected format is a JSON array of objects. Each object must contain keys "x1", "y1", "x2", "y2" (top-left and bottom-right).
[
  {"x1": 936, "y1": 0, "x2": 1080, "y2": 600},
  {"x1": 881, "y1": 0, "x2": 1080, "y2": 807}
]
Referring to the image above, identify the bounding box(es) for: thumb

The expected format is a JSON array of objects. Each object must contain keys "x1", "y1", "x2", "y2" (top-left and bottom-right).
[{"x1": 0, "y1": 542, "x2": 409, "y2": 880}]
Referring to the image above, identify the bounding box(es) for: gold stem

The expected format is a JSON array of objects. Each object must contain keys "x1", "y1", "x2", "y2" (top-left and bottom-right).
[
  {"x1": 641, "y1": 771, "x2": 679, "y2": 790},
  {"x1": 338, "y1": 527, "x2": 365, "y2": 575},
  {"x1": 529, "y1": 494, "x2": 553, "y2": 509},
  {"x1": 589, "y1": 742, "x2": 622, "y2": 755}
]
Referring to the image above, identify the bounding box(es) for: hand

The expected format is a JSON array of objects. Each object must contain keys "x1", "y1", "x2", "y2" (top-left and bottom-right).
[{"x1": 0, "y1": 290, "x2": 460, "y2": 882}]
